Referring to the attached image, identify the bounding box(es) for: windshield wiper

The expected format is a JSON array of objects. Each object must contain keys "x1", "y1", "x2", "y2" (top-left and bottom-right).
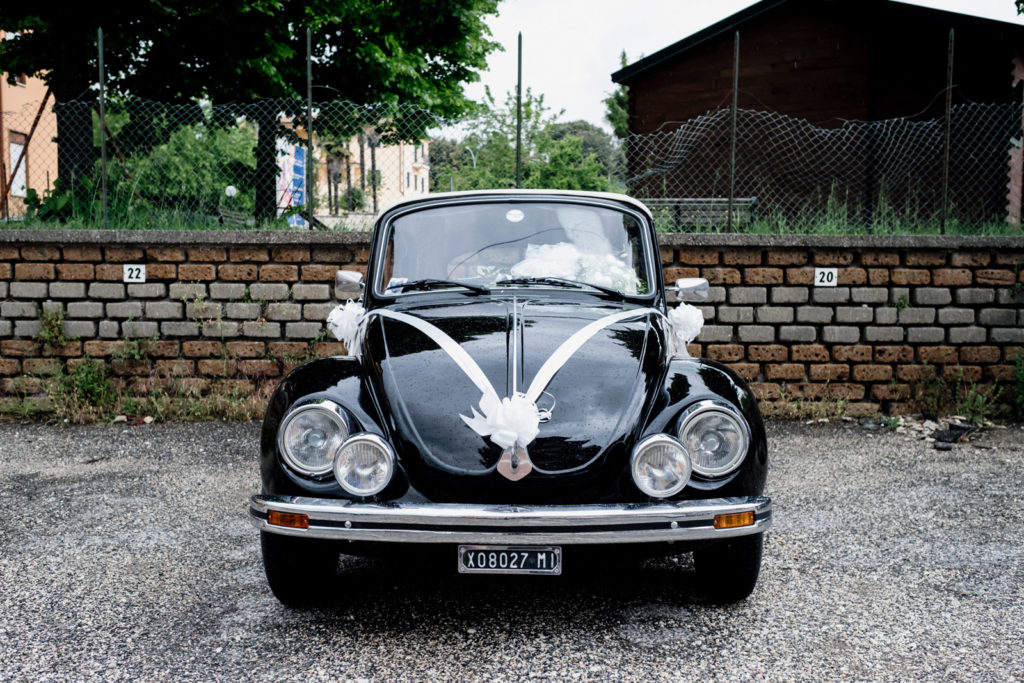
[
  {"x1": 494, "y1": 276, "x2": 626, "y2": 300},
  {"x1": 386, "y1": 278, "x2": 490, "y2": 295}
]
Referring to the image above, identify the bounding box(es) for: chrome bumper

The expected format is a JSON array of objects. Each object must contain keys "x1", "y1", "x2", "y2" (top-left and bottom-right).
[{"x1": 249, "y1": 494, "x2": 772, "y2": 545}]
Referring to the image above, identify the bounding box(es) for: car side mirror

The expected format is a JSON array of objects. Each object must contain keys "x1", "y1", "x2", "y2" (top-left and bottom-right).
[
  {"x1": 675, "y1": 277, "x2": 709, "y2": 302},
  {"x1": 336, "y1": 269, "x2": 365, "y2": 290}
]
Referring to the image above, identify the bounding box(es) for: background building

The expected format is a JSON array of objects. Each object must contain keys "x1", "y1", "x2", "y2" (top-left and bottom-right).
[
  {"x1": 611, "y1": 0, "x2": 1024, "y2": 228},
  {"x1": 612, "y1": 0, "x2": 1024, "y2": 132},
  {"x1": 1, "y1": 31, "x2": 58, "y2": 219}
]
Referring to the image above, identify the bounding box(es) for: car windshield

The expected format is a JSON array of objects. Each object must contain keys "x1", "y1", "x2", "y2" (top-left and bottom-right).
[{"x1": 378, "y1": 200, "x2": 652, "y2": 296}]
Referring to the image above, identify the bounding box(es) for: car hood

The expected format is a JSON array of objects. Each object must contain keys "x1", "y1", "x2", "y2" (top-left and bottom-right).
[{"x1": 362, "y1": 296, "x2": 667, "y2": 483}]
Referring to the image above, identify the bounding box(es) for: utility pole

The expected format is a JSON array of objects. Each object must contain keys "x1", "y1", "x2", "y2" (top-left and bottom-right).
[{"x1": 515, "y1": 32, "x2": 523, "y2": 189}]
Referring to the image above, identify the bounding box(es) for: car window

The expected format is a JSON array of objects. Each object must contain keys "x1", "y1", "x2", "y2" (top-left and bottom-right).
[{"x1": 379, "y1": 201, "x2": 651, "y2": 296}]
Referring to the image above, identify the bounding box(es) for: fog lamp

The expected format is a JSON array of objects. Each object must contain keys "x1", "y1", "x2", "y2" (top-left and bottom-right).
[
  {"x1": 333, "y1": 434, "x2": 395, "y2": 497},
  {"x1": 631, "y1": 434, "x2": 692, "y2": 498}
]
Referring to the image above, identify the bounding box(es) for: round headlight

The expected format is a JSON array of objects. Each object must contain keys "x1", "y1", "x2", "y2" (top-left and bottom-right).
[
  {"x1": 677, "y1": 401, "x2": 750, "y2": 478},
  {"x1": 278, "y1": 401, "x2": 349, "y2": 477},
  {"x1": 631, "y1": 434, "x2": 692, "y2": 498},
  {"x1": 333, "y1": 434, "x2": 395, "y2": 497}
]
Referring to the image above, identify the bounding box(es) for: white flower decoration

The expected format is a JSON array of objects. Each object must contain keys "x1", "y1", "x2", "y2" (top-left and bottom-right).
[
  {"x1": 667, "y1": 303, "x2": 704, "y2": 357},
  {"x1": 461, "y1": 393, "x2": 541, "y2": 450},
  {"x1": 326, "y1": 300, "x2": 366, "y2": 356}
]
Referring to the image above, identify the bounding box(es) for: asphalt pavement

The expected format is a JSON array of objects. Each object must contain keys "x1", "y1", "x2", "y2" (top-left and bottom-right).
[{"x1": 1, "y1": 418, "x2": 1022, "y2": 682}]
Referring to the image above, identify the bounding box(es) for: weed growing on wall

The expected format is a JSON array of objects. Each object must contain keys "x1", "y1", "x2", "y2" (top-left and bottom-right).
[
  {"x1": 910, "y1": 366, "x2": 1006, "y2": 424},
  {"x1": 44, "y1": 357, "x2": 274, "y2": 424},
  {"x1": 48, "y1": 358, "x2": 120, "y2": 423},
  {"x1": 34, "y1": 310, "x2": 77, "y2": 354}
]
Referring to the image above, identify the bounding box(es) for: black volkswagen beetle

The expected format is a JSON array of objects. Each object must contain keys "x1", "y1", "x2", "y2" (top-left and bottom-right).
[{"x1": 250, "y1": 190, "x2": 770, "y2": 605}]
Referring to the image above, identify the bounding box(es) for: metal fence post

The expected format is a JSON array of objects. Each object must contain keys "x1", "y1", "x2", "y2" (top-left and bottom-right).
[
  {"x1": 728, "y1": 31, "x2": 739, "y2": 233},
  {"x1": 306, "y1": 28, "x2": 314, "y2": 228},
  {"x1": 941, "y1": 28, "x2": 954, "y2": 235},
  {"x1": 515, "y1": 32, "x2": 523, "y2": 189},
  {"x1": 98, "y1": 28, "x2": 108, "y2": 230}
]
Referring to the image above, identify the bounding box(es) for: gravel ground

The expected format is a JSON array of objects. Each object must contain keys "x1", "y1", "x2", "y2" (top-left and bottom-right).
[{"x1": 0, "y1": 419, "x2": 1022, "y2": 682}]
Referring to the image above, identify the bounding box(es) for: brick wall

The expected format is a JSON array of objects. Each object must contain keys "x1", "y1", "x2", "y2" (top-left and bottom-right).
[
  {"x1": 662, "y1": 234, "x2": 1023, "y2": 416},
  {"x1": 1, "y1": 230, "x2": 1022, "y2": 418}
]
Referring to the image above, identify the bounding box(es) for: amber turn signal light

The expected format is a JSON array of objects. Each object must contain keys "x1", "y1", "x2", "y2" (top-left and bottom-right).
[
  {"x1": 713, "y1": 511, "x2": 755, "y2": 529},
  {"x1": 267, "y1": 510, "x2": 310, "y2": 529}
]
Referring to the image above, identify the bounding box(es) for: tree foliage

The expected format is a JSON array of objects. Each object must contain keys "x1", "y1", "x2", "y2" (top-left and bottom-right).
[
  {"x1": 0, "y1": 0, "x2": 500, "y2": 108},
  {"x1": 116, "y1": 121, "x2": 257, "y2": 213},
  {"x1": 604, "y1": 50, "x2": 630, "y2": 139},
  {"x1": 547, "y1": 119, "x2": 624, "y2": 181},
  {"x1": 430, "y1": 88, "x2": 620, "y2": 193},
  {"x1": 1, "y1": 0, "x2": 501, "y2": 219}
]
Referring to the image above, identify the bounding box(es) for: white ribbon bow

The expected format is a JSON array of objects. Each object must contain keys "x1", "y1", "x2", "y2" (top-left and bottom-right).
[
  {"x1": 326, "y1": 301, "x2": 366, "y2": 356},
  {"x1": 371, "y1": 308, "x2": 654, "y2": 452},
  {"x1": 327, "y1": 304, "x2": 694, "y2": 480},
  {"x1": 461, "y1": 393, "x2": 540, "y2": 450},
  {"x1": 667, "y1": 302, "x2": 704, "y2": 357}
]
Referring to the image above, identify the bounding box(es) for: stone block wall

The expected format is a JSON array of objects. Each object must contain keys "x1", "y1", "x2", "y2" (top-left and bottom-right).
[
  {"x1": 661, "y1": 234, "x2": 1023, "y2": 416},
  {"x1": 0, "y1": 230, "x2": 1022, "y2": 418},
  {"x1": 0, "y1": 232, "x2": 369, "y2": 415}
]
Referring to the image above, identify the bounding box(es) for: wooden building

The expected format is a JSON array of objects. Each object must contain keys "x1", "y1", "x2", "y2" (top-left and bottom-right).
[
  {"x1": 611, "y1": 0, "x2": 1024, "y2": 226},
  {"x1": 612, "y1": 0, "x2": 1024, "y2": 133}
]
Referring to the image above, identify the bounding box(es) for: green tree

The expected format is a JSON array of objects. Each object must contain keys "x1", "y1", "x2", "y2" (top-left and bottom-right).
[
  {"x1": 430, "y1": 88, "x2": 612, "y2": 193},
  {"x1": 547, "y1": 119, "x2": 623, "y2": 182},
  {"x1": 119, "y1": 121, "x2": 258, "y2": 214},
  {"x1": 1, "y1": 0, "x2": 501, "y2": 219},
  {"x1": 468, "y1": 86, "x2": 560, "y2": 157},
  {"x1": 604, "y1": 50, "x2": 630, "y2": 139},
  {"x1": 523, "y1": 135, "x2": 610, "y2": 192}
]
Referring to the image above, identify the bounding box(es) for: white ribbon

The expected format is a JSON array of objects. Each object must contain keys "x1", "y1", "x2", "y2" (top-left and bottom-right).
[
  {"x1": 666, "y1": 303, "x2": 704, "y2": 357},
  {"x1": 372, "y1": 309, "x2": 499, "y2": 403},
  {"x1": 371, "y1": 307, "x2": 659, "y2": 451},
  {"x1": 523, "y1": 308, "x2": 659, "y2": 402},
  {"x1": 326, "y1": 301, "x2": 366, "y2": 356},
  {"x1": 325, "y1": 303, "x2": 701, "y2": 473}
]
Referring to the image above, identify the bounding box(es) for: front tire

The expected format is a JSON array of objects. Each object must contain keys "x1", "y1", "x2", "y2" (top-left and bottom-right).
[
  {"x1": 260, "y1": 531, "x2": 339, "y2": 607},
  {"x1": 693, "y1": 533, "x2": 763, "y2": 603}
]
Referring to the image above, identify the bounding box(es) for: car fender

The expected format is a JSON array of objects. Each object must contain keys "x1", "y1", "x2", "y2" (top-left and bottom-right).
[
  {"x1": 260, "y1": 357, "x2": 386, "y2": 496},
  {"x1": 641, "y1": 357, "x2": 768, "y2": 497}
]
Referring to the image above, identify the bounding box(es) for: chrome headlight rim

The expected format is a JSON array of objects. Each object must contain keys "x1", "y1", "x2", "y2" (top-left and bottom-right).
[
  {"x1": 676, "y1": 399, "x2": 751, "y2": 479},
  {"x1": 630, "y1": 433, "x2": 692, "y2": 499},
  {"x1": 333, "y1": 433, "x2": 395, "y2": 497},
  {"x1": 277, "y1": 400, "x2": 350, "y2": 478}
]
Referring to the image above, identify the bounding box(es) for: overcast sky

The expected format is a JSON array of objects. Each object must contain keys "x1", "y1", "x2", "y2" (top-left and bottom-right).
[{"x1": 464, "y1": 0, "x2": 1024, "y2": 131}]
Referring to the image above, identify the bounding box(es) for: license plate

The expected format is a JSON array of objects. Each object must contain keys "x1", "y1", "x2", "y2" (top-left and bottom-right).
[{"x1": 458, "y1": 545, "x2": 562, "y2": 575}]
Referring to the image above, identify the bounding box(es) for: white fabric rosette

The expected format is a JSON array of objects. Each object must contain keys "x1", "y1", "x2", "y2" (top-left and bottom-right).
[
  {"x1": 326, "y1": 300, "x2": 366, "y2": 356},
  {"x1": 461, "y1": 393, "x2": 541, "y2": 450},
  {"x1": 667, "y1": 303, "x2": 704, "y2": 357}
]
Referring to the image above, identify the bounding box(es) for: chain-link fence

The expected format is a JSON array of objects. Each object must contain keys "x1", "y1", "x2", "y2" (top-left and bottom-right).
[
  {"x1": 1, "y1": 96, "x2": 446, "y2": 230},
  {"x1": 2, "y1": 92, "x2": 1022, "y2": 234},
  {"x1": 624, "y1": 103, "x2": 1024, "y2": 234}
]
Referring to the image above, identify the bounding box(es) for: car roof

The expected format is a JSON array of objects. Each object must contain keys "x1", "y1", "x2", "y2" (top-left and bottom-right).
[{"x1": 378, "y1": 189, "x2": 653, "y2": 219}]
